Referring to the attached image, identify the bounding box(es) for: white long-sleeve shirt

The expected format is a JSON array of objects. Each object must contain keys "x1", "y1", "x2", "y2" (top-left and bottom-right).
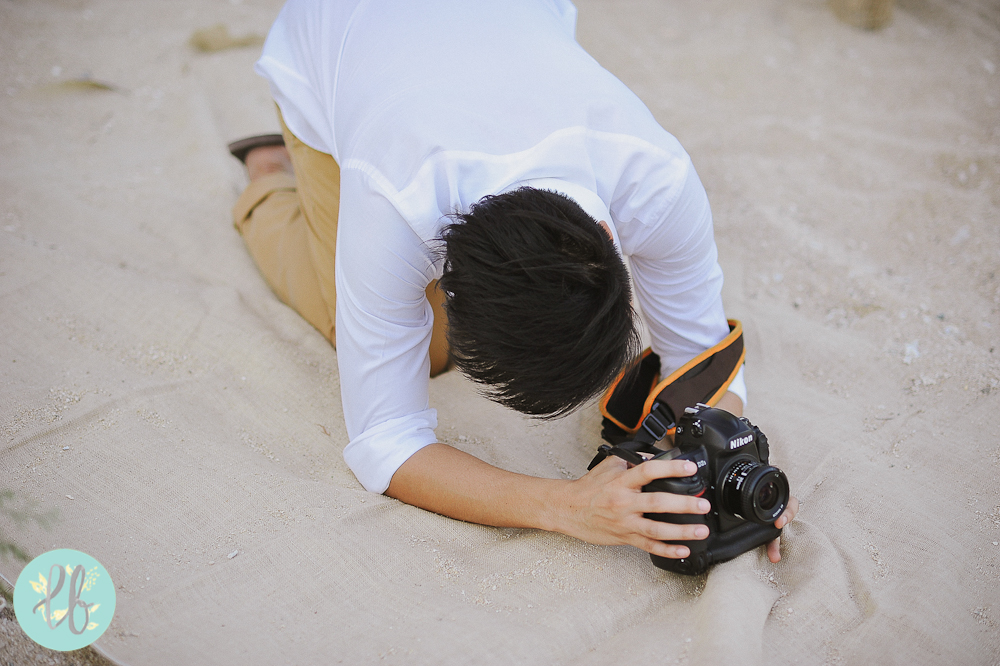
[{"x1": 256, "y1": 0, "x2": 746, "y2": 493}]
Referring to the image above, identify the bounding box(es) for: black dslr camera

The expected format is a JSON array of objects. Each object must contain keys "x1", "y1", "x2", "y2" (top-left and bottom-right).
[{"x1": 592, "y1": 404, "x2": 789, "y2": 575}]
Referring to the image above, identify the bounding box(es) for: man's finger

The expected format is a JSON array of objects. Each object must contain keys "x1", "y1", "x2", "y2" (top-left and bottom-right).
[
  {"x1": 636, "y1": 536, "x2": 690, "y2": 559},
  {"x1": 638, "y1": 490, "x2": 710, "y2": 516},
  {"x1": 773, "y1": 495, "x2": 799, "y2": 529},
  {"x1": 766, "y1": 495, "x2": 799, "y2": 562},
  {"x1": 636, "y1": 516, "x2": 709, "y2": 543},
  {"x1": 767, "y1": 537, "x2": 781, "y2": 563},
  {"x1": 627, "y1": 459, "x2": 697, "y2": 485}
]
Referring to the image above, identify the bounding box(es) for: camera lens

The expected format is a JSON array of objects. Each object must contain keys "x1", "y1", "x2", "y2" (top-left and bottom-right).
[
  {"x1": 721, "y1": 460, "x2": 789, "y2": 524},
  {"x1": 757, "y1": 481, "x2": 779, "y2": 511}
]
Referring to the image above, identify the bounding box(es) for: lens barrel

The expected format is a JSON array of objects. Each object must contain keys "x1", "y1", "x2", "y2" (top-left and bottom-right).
[{"x1": 721, "y1": 460, "x2": 789, "y2": 524}]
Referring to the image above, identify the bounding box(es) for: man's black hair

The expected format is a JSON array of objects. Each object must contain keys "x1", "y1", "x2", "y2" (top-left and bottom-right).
[{"x1": 438, "y1": 187, "x2": 641, "y2": 418}]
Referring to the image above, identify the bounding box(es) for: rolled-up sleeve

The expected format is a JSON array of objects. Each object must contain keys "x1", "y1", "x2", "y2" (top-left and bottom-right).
[{"x1": 335, "y1": 168, "x2": 441, "y2": 493}]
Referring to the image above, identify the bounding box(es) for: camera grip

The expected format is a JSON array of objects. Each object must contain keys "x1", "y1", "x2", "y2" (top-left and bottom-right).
[
  {"x1": 645, "y1": 508, "x2": 710, "y2": 574},
  {"x1": 649, "y1": 521, "x2": 783, "y2": 576},
  {"x1": 643, "y1": 475, "x2": 711, "y2": 573}
]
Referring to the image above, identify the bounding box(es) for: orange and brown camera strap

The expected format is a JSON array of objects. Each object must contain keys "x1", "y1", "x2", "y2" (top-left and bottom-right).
[{"x1": 600, "y1": 319, "x2": 745, "y2": 441}]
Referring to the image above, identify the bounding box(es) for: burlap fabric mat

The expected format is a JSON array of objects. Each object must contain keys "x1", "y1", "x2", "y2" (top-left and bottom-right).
[{"x1": 1, "y1": 1, "x2": 998, "y2": 663}]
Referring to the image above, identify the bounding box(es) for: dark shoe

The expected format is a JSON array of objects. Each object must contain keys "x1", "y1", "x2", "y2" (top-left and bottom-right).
[{"x1": 227, "y1": 134, "x2": 285, "y2": 164}]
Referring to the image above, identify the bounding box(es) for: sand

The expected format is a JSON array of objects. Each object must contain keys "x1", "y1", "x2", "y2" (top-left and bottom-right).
[{"x1": 1, "y1": 0, "x2": 998, "y2": 664}]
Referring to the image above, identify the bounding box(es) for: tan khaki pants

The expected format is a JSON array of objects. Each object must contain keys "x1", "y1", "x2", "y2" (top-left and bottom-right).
[{"x1": 232, "y1": 114, "x2": 451, "y2": 376}]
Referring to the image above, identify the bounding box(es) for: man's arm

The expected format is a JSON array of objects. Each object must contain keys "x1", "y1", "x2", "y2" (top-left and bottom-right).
[
  {"x1": 385, "y1": 441, "x2": 714, "y2": 560},
  {"x1": 715, "y1": 390, "x2": 744, "y2": 419},
  {"x1": 386, "y1": 390, "x2": 802, "y2": 561}
]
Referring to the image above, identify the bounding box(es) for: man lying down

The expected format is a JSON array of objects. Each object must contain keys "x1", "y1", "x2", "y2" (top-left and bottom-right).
[{"x1": 227, "y1": 0, "x2": 798, "y2": 568}]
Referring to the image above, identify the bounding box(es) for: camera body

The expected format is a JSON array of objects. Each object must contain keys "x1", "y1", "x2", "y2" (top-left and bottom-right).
[{"x1": 642, "y1": 405, "x2": 788, "y2": 575}]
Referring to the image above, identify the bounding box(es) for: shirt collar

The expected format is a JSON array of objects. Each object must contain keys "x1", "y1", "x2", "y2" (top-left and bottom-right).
[{"x1": 519, "y1": 178, "x2": 622, "y2": 255}]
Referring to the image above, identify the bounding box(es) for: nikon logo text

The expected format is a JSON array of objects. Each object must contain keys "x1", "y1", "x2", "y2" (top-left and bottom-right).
[{"x1": 729, "y1": 434, "x2": 753, "y2": 449}]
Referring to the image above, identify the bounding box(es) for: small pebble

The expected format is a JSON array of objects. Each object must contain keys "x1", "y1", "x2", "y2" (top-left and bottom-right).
[
  {"x1": 227, "y1": 550, "x2": 239, "y2": 559},
  {"x1": 993, "y1": 541, "x2": 998, "y2": 546},
  {"x1": 65, "y1": 495, "x2": 74, "y2": 500},
  {"x1": 62, "y1": 446, "x2": 70, "y2": 451},
  {"x1": 787, "y1": 608, "x2": 794, "y2": 614},
  {"x1": 208, "y1": 561, "x2": 215, "y2": 565}
]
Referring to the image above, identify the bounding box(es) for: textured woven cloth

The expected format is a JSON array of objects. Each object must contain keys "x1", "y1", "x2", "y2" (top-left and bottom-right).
[{"x1": 1, "y1": 1, "x2": 997, "y2": 664}]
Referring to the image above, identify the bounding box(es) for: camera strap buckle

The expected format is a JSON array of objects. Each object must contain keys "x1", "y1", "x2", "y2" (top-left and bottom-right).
[{"x1": 639, "y1": 405, "x2": 674, "y2": 443}]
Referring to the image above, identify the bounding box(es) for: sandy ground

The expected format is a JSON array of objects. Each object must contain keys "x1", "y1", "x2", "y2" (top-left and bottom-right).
[{"x1": 0, "y1": 0, "x2": 998, "y2": 664}]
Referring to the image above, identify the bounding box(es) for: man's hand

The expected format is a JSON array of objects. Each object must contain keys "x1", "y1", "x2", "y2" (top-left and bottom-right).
[
  {"x1": 552, "y1": 456, "x2": 710, "y2": 559},
  {"x1": 766, "y1": 495, "x2": 799, "y2": 562}
]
